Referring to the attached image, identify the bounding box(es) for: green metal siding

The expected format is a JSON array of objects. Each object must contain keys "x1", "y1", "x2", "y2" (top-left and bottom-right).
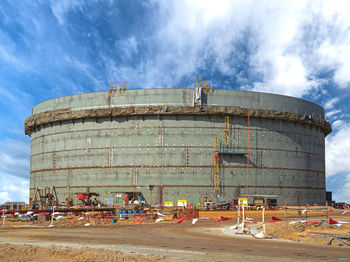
[{"x1": 28, "y1": 89, "x2": 328, "y2": 205}]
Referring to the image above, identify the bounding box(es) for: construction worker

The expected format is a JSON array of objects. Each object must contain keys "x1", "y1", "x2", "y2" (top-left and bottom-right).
[
  {"x1": 66, "y1": 197, "x2": 73, "y2": 207},
  {"x1": 47, "y1": 193, "x2": 54, "y2": 207},
  {"x1": 124, "y1": 194, "x2": 129, "y2": 206},
  {"x1": 173, "y1": 211, "x2": 178, "y2": 219}
]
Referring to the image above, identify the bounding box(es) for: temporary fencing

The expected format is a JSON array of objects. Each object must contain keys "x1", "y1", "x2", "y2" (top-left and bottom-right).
[{"x1": 283, "y1": 206, "x2": 330, "y2": 227}]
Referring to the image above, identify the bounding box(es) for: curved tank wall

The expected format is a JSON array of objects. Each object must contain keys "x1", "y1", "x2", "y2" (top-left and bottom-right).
[{"x1": 25, "y1": 89, "x2": 331, "y2": 206}]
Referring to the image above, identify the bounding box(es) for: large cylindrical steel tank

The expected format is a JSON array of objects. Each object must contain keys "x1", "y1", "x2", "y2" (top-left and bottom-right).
[{"x1": 25, "y1": 88, "x2": 331, "y2": 206}]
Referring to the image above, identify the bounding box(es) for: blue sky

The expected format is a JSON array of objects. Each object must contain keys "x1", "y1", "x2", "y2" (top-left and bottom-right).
[{"x1": 0, "y1": 0, "x2": 350, "y2": 204}]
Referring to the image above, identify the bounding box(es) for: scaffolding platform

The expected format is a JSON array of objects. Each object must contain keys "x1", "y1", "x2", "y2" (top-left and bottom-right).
[{"x1": 218, "y1": 152, "x2": 247, "y2": 155}]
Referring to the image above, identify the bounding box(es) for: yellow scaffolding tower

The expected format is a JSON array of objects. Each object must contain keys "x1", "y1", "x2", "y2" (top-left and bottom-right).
[
  {"x1": 109, "y1": 81, "x2": 127, "y2": 96},
  {"x1": 224, "y1": 135, "x2": 229, "y2": 145},
  {"x1": 119, "y1": 81, "x2": 127, "y2": 93},
  {"x1": 110, "y1": 81, "x2": 117, "y2": 96},
  {"x1": 213, "y1": 117, "x2": 230, "y2": 193},
  {"x1": 214, "y1": 136, "x2": 219, "y2": 151},
  {"x1": 204, "y1": 80, "x2": 213, "y2": 93},
  {"x1": 224, "y1": 116, "x2": 230, "y2": 131}
]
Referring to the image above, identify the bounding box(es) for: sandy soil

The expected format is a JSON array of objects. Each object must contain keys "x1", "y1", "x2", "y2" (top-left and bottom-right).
[
  {"x1": 0, "y1": 244, "x2": 177, "y2": 262},
  {"x1": 265, "y1": 221, "x2": 350, "y2": 245}
]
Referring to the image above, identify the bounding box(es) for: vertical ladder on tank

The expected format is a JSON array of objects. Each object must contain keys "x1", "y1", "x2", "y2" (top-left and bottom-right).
[
  {"x1": 222, "y1": 116, "x2": 230, "y2": 194},
  {"x1": 213, "y1": 136, "x2": 220, "y2": 194},
  {"x1": 213, "y1": 116, "x2": 231, "y2": 196}
]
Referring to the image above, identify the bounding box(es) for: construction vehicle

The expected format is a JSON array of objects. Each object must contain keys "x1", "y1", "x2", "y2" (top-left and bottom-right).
[
  {"x1": 31, "y1": 186, "x2": 59, "y2": 209},
  {"x1": 253, "y1": 197, "x2": 264, "y2": 206},
  {"x1": 111, "y1": 191, "x2": 147, "y2": 207},
  {"x1": 238, "y1": 197, "x2": 248, "y2": 207}
]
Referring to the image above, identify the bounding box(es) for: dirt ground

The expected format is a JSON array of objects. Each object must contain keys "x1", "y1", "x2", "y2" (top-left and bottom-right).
[
  {"x1": 0, "y1": 208, "x2": 349, "y2": 261},
  {"x1": 0, "y1": 244, "x2": 177, "y2": 262},
  {"x1": 266, "y1": 221, "x2": 350, "y2": 245},
  {"x1": 199, "y1": 209, "x2": 350, "y2": 245}
]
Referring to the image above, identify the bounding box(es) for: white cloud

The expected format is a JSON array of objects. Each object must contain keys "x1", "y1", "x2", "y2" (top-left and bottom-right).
[
  {"x1": 0, "y1": 86, "x2": 17, "y2": 102},
  {"x1": 50, "y1": 0, "x2": 114, "y2": 25},
  {"x1": 326, "y1": 121, "x2": 350, "y2": 177},
  {"x1": 318, "y1": 43, "x2": 350, "y2": 88},
  {"x1": 324, "y1": 96, "x2": 342, "y2": 120},
  {"x1": 246, "y1": 0, "x2": 350, "y2": 96},
  {"x1": 154, "y1": 0, "x2": 314, "y2": 96},
  {"x1": 0, "y1": 86, "x2": 33, "y2": 107},
  {"x1": 50, "y1": 0, "x2": 86, "y2": 25},
  {"x1": 0, "y1": 175, "x2": 29, "y2": 204},
  {"x1": 0, "y1": 31, "x2": 32, "y2": 72},
  {"x1": 0, "y1": 138, "x2": 30, "y2": 204},
  {"x1": 98, "y1": 0, "x2": 350, "y2": 96},
  {"x1": 309, "y1": 0, "x2": 350, "y2": 88},
  {"x1": 100, "y1": 54, "x2": 180, "y2": 89},
  {"x1": 63, "y1": 56, "x2": 104, "y2": 92},
  {"x1": 324, "y1": 97, "x2": 340, "y2": 110},
  {"x1": 251, "y1": 55, "x2": 319, "y2": 97},
  {"x1": 326, "y1": 109, "x2": 341, "y2": 119},
  {"x1": 0, "y1": 138, "x2": 30, "y2": 179},
  {"x1": 0, "y1": 85, "x2": 34, "y2": 137},
  {"x1": 0, "y1": 192, "x2": 10, "y2": 204},
  {"x1": 333, "y1": 174, "x2": 350, "y2": 202},
  {"x1": 115, "y1": 36, "x2": 138, "y2": 61}
]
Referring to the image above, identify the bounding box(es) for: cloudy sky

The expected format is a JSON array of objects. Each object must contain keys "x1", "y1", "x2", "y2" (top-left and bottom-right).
[{"x1": 0, "y1": 0, "x2": 350, "y2": 204}]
